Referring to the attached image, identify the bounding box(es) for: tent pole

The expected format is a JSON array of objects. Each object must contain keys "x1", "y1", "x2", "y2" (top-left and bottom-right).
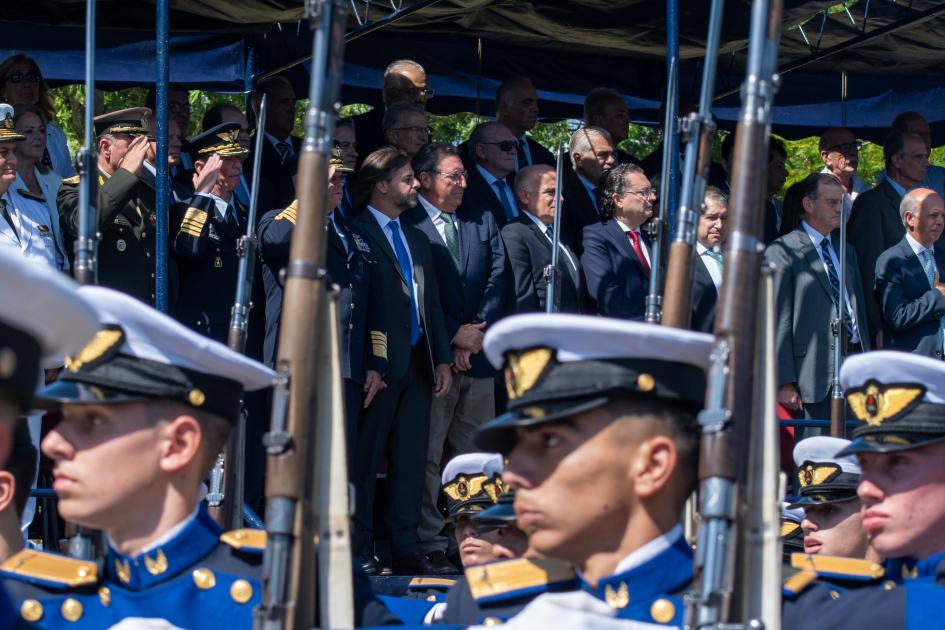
[
  {"x1": 475, "y1": 37, "x2": 482, "y2": 119},
  {"x1": 666, "y1": 0, "x2": 680, "y2": 238},
  {"x1": 155, "y1": 0, "x2": 170, "y2": 313},
  {"x1": 841, "y1": 70, "x2": 847, "y2": 128}
]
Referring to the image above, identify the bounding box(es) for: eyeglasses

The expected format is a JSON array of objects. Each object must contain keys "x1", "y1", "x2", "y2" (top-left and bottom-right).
[
  {"x1": 392, "y1": 126, "x2": 430, "y2": 135},
  {"x1": 625, "y1": 188, "x2": 656, "y2": 198},
  {"x1": 435, "y1": 169, "x2": 467, "y2": 183},
  {"x1": 392, "y1": 86, "x2": 435, "y2": 100},
  {"x1": 5, "y1": 71, "x2": 40, "y2": 85},
  {"x1": 826, "y1": 141, "x2": 861, "y2": 155},
  {"x1": 482, "y1": 140, "x2": 520, "y2": 152}
]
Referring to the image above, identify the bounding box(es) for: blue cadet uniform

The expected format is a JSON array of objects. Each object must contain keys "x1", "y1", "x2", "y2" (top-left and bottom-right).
[
  {"x1": 782, "y1": 350, "x2": 945, "y2": 629},
  {"x1": 1, "y1": 285, "x2": 276, "y2": 628},
  {"x1": 0, "y1": 246, "x2": 101, "y2": 630},
  {"x1": 472, "y1": 314, "x2": 715, "y2": 626},
  {"x1": 172, "y1": 122, "x2": 251, "y2": 343}
]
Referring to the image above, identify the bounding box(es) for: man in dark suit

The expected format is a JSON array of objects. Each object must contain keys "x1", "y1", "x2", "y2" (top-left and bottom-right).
[
  {"x1": 560, "y1": 126, "x2": 616, "y2": 256},
  {"x1": 463, "y1": 122, "x2": 520, "y2": 229},
  {"x1": 580, "y1": 163, "x2": 654, "y2": 320},
  {"x1": 503, "y1": 164, "x2": 583, "y2": 314},
  {"x1": 246, "y1": 75, "x2": 301, "y2": 214},
  {"x1": 583, "y1": 87, "x2": 637, "y2": 166},
  {"x1": 171, "y1": 123, "x2": 251, "y2": 344},
  {"x1": 402, "y1": 143, "x2": 506, "y2": 571},
  {"x1": 691, "y1": 186, "x2": 729, "y2": 333},
  {"x1": 355, "y1": 59, "x2": 431, "y2": 164},
  {"x1": 349, "y1": 147, "x2": 454, "y2": 576},
  {"x1": 849, "y1": 130, "x2": 931, "y2": 341},
  {"x1": 333, "y1": 117, "x2": 359, "y2": 220},
  {"x1": 496, "y1": 77, "x2": 555, "y2": 172},
  {"x1": 257, "y1": 148, "x2": 387, "y2": 476},
  {"x1": 875, "y1": 188, "x2": 945, "y2": 358},
  {"x1": 382, "y1": 102, "x2": 430, "y2": 158},
  {"x1": 766, "y1": 173, "x2": 870, "y2": 423}
]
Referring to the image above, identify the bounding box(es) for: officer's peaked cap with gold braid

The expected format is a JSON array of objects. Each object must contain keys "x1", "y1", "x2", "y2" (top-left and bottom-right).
[
  {"x1": 838, "y1": 351, "x2": 945, "y2": 455},
  {"x1": 439, "y1": 453, "x2": 504, "y2": 520},
  {"x1": 188, "y1": 122, "x2": 249, "y2": 158},
  {"x1": 36, "y1": 287, "x2": 274, "y2": 422},
  {"x1": 474, "y1": 314, "x2": 713, "y2": 453},
  {"x1": 789, "y1": 436, "x2": 860, "y2": 507}
]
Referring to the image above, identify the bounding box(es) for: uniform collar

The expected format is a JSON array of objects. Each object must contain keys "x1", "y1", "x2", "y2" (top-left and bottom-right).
[
  {"x1": 105, "y1": 505, "x2": 221, "y2": 591},
  {"x1": 887, "y1": 549, "x2": 945, "y2": 582},
  {"x1": 580, "y1": 526, "x2": 691, "y2": 608}
]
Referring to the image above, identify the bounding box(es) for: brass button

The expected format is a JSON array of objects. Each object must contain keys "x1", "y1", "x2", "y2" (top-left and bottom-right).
[
  {"x1": 650, "y1": 598, "x2": 676, "y2": 623},
  {"x1": 230, "y1": 579, "x2": 253, "y2": 604},
  {"x1": 193, "y1": 568, "x2": 216, "y2": 590},
  {"x1": 482, "y1": 618, "x2": 502, "y2": 626},
  {"x1": 20, "y1": 599, "x2": 43, "y2": 622},
  {"x1": 883, "y1": 580, "x2": 896, "y2": 591},
  {"x1": 99, "y1": 586, "x2": 111, "y2": 607},
  {"x1": 636, "y1": 373, "x2": 655, "y2": 392},
  {"x1": 829, "y1": 590, "x2": 840, "y2": 600},
  {"x1": 61, "y1": 598, "x2": 83, "y2": 622}
]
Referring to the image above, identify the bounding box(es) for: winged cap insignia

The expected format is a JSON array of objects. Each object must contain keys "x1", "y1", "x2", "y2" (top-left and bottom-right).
[
  {"x1": 847, "y1": 381, "x2": 925, "y2": 426},
  {"x1": 504, "y1": 347, "x2": 553, "y2": 400},
  {"x1": 797, "y1": 462, "x2": 840, "y2": 488}
]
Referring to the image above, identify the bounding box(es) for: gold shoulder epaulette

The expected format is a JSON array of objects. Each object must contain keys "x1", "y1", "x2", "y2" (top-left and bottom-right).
[
  {"x1": 466, "y1": 557, "x2": 575, "y2": 601},
  {"x1": 274, "y1": 200, "x2": 298, "y2": 225},
  {"x1": 220, "y1": 529, "x2": 267, "y2": 551},
  {"x1": 791, "y1": 553, "x2": 884, "y2": 580},
  {"x1": 62, "y1": 175, "x2": 80, "y2": 185},
  {"x1": 782, "y1": 570, "x2": 817, "y2": 596},
  {"x1": 0, "y1": 549, "x2": 97, "y2": 587},
  {"x1": 409, "y1": 577, "x2": 456, "y2": 588}
]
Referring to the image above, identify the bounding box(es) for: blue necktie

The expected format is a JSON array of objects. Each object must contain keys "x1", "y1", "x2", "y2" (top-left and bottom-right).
[
  {"x1": 493, "y1": 180, "x2": 518, "y2": 221},
  {"x1": 921, "y1": 249, "x2": 945, "y2": 352},
  {"x1": 389, "y1": 221, "x2": 420, "y2": 345},
  {"x1": 820, "y1": 238, "x2": 858, "y2": 342}
]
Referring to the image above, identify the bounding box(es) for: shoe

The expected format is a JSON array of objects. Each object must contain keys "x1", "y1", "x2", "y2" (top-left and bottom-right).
[
  {"x1": 393, "y1": 551, "x2": 459, "y2": 576},
  {"x1": 360, "y1": 554, "x2": 383, "y2": 576}
]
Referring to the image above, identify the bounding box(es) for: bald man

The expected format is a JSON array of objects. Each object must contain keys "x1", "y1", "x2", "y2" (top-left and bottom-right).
[
  {"x1": 495, "y1": 77, "x2": 555, "y2": 171},
  {"x1": 874, "y1": 188, "x2": 945, "y2": 358},
  {"x1": 819, "y1": 127, "x2": 870, "y2": 221}
]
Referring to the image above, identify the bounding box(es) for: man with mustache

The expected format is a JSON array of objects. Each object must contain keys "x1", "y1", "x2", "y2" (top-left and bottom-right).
[
  {"x1": 782, "y1": 350, "x2": 945, "y2": 629},
  {"x1": 472, "y1": 314, "x2": 712, "y2": 626},
  {"x1": 580, "y1": 163, "x2": 656, "y2": 320}
]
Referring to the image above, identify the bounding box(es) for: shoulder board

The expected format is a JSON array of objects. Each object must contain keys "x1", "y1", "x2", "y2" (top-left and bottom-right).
[
  {"x1": 791, "y1": 552, "x2": 885, "y2": 581},
  {"x1": 466, "y1": 557, "x2": 575, "y2": 603},
  {"x1": 62, "y1": 175, "x2": 80, "y2": 185},
  {"x1": 0, "y1": 549, "x2": 98, "y2": 588},
  {"x1": 220, "y1": 529, "x2": 267, "y2": 551},
  {"x1": 782, "y1": 569, "x2": 818, "y2": 597},
  {"x1": 274, "y1": 200, "x2": 298, "y2": 225},
  {"x1": 408, "y1": 577, "x2": 456, "y2": 590}
]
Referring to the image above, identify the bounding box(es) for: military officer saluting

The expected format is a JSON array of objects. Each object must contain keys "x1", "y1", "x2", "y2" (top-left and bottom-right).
[
  {"x1": 1, "y1": 285, "x2": 275, "y2": 628},
  {"x1": 783, "y1": 350, "x2": 945, "y2": 629},
  {"x1": 0, "y1": 246, "x2": 100, "y2": 628},
  {"x1": 472, "y1": 314, "x2": 712, "y2": 627},
  {"x1": 172, "y1": 122, "x2": 251, "y2": 343},
  {"x1": 58, "y1": 108, "x2": 177, "y2": 307},
  {"x1": 258, "y1": 146, "x2": 387, "y2": 471}
]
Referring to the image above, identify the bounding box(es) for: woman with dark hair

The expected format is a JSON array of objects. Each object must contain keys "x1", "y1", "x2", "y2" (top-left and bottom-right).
[
  {"x1": 779, "y1": 179, "x2": 807, "y2": 237},
  {"x1": 0, "y1": 54, "x2": 72, "y2": 178}
]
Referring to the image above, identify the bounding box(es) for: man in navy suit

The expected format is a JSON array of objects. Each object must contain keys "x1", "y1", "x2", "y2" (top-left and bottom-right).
[
  {"x1": 560, "y1": 126, "x2": 616, "y2": 256},
  {"x1": 580, "y1": 163, "x2": 655, "y2": 320},
  {"x1": 875, "y1": 188, "x2": 945, "y2": 359},
  {"x1": 463, "y1": 122, "x2": 520, "y2": 229},
  {"x1": 503, "y1": 164, "x2": 584, "y2": 314},
  {"x1": 691, "y1": 186, "x2": 729, "y2": 333},
  {"x1": 402, "y1": 143, "x2": 506, "y2": 571}
]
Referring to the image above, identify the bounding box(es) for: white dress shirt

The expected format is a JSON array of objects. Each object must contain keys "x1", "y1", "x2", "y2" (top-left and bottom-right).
[
  {"x1": 614, "y1": 218, "x2": 651, "y2": 266},
  {"x1": 696, "y1": 242, "x2": 723, "y2": 292},
  {"x1": 802, "y1": 220, "x2": 860, "y2": 344},
  {"x1": 1, "y1": 188, "x2": 66, "y2": 270},
  {"x1": 419, "y1": 194, "x2": 450, "y2": 245},
  {"x1": 523, "y1": 210, "x2": 578, "y2": 272},
  {"x1": 367, "y1": 205, "x2": 421, "y2": 323},
  {"x1": 195, "y1": 192, "x2": 235, "y2": 223}
]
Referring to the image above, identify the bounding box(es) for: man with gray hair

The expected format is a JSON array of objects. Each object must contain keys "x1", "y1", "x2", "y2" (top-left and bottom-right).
[
  {"x1": 818, "y1": 127, "x2": 870, "y2": 221},
  {"x1": 874, "y1": 188, "x2": 945, "y2": 357},
  {"x1": 383, "y1": 102, "x2": 430, "y2": 158},
  {"x1": 496, "y1": 76, "x2": 554, "y2": 171},
  {"x1": 583, "y1": 87, "x2": 637, "y2": 165},
  {"x1": 461, "y1": 121, "x2": 520, "y2": 228},
  {"x1": 357, "y1": 58, "x2": 432, "y2": 160},
  {"x1": 849, "y1": 130, "x2": 932, "y2": 341},
  {"x1": 560, "y1": 126, "x2": 616, "y2": 256},
  {"x1": 876, "y1": 111, "x2": 945, "y2": 197}
]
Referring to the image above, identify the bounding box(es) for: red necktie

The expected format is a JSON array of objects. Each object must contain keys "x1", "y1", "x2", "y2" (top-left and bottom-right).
[{"x1": 626, "y1": 230, "x2": 651, "y2": 278}]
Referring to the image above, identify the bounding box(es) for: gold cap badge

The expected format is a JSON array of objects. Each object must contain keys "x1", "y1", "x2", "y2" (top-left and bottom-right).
[{"x1": 847, "y1": 381, "x2": 925, "y2": 426}]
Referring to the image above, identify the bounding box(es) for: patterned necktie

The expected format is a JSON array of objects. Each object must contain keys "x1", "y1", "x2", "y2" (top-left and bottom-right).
[
  {"x1": 626, "y1": 230, "x2": 651, "y2": 278},
  {"x1": 493, "y1": 180, "x2": 518, "y2": 220},
  {"x1": 275, "y1": 141, "x2": 292, "y2": 165},
  {"x1": 704, "y1": 248, "x2": 723, "y2": 275},
  {"x1": 440, "y1": 212, "x2": 460, "y2": 269},
  {"x1": 921, "y1": 249, "x2": 945, "y2": 352},
  {"x1": 820, "y1": 237, "x2": 857, "y2": 341},
  {"x1": 388, "y1": 221, "x2": 420, "y2": 345}
]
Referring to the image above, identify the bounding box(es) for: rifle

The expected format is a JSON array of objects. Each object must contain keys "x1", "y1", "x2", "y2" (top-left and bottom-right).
[
  {"x1": 686, "y1": 0, "x2": 783, "y2": 626},
  {"x1": 73, "y1": 0, "x2": 98, "y2": 287},
  {"x1": 644, "y1": 56, "x2": 677, "y2": 324},
  {"x1": 660, "y1": 0, "x2": 725, "y2": 330},
  {"x1": 829, "y1": 196, "x2": 848, "y2": 437},
  {"x1": 543, "y1": 144, "x2": 565, "y2": 314},
  {"x1": 254, "y1": 0, "x2": 352, "y2": 628},
  {"x1": 206, "y1": 95, "x2": 268, "y2": 529}
]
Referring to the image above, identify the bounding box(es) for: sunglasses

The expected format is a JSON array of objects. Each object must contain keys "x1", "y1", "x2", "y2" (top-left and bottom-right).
[
  {"x1": 826, "y1": 141, "x2": 861, "y2": 155},
  {"x1": 5, "y1": 71, "x2": 40, "y2": 85},
  {"x1": 482, "y1": 140, "x2": 520, "y2": 152}
]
